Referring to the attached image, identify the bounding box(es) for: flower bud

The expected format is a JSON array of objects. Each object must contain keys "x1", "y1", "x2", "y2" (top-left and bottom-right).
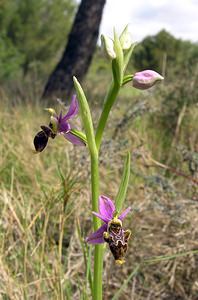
[
  {"x1": 101, "y1": 34, "x2": 116, "y2": 59},
  {"x1": 119, "y1": 25, "x2": 132, "y2": 50},
  {"x1": 132, "y1": 70, "x2": 164, "y2": 90}
]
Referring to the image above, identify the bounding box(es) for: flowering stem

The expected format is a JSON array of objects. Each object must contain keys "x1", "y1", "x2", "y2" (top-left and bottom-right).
[
  {"x1": 73, "y1": 76, "x2": 104, "y2": 299},
  {"x1": 95, "y1": 81, "x2": 120, "y2": 150},
  {"x1": 92, "y1": 79, "x2": 121, "y2": 299},
  {"x1": 93, "y1": 245, "x2": 103, "y2": 300},
  {"x1": 91, "y1": 154, "x2": 100, "y2": 230},
  {"x1": 91, "y1": 153, "x2": 103, "y2": 300}
]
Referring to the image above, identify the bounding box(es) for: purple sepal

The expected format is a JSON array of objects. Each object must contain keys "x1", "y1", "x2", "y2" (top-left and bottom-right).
[
  {"x1": 63, "y1": 132, "x2": 86, "y2": 146},
  {"x1": 99, "y1": 195, "x2": 115, "y2": 220},
  {"x1": 86, "y1": 224, "x2": 108, "y2": 244},
  {"x1": 92, "y1": 211, "x2": 110, "y2": 223},
  {"x1": 62, "y1": 95, "x2": 79, "y2": 121},
  {"x1": 58, "y1": 121, "x2": 71, "y2": 133},
  {"x1": 119, "y1": 207, "x2": 131, "y2": 221}
]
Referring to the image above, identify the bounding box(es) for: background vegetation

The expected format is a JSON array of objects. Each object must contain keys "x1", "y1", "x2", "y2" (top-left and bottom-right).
[{"x1": 0, "y1": 1, "x2": 198, "y2": 299}]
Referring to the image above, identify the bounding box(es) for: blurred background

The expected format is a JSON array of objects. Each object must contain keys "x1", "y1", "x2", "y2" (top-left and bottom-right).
[{"x1": 0, "y1": 0, "x2": 198, "y2": 299}]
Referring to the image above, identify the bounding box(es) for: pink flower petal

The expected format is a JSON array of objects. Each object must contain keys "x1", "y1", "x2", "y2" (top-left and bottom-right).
[
  {"x1": 92, "y1": 211, "x2": 109, "y2": 223},
  {"x1": 86, "y1": 224, "x2": 107, "y2": 244},
  {"x1": 99, "y1": 195, "x2": 115, "y2": 220},
  {"x1": 119, "y1": 207, "x2": 131, "y2": 221},
  {"x1": 63, "y1": 132, "x2": 86, "y2": 146},
  {"x1": 62, "y1": 95, "x2": 79, "y2": 121},
  {"x1": 58, "y1": 121, "x2": 71, "y2": 133}
]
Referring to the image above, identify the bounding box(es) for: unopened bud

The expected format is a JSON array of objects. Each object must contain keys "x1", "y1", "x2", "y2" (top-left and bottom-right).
[
  {"x1": 132, "y1": 70, "x2": 164, "y2": 90},
  {"x1": 120, "y1": 25, "x2": 132, "y2": 50},
  {"x1": 101, "y1": 34, "x2": 116, "y2": 59}
]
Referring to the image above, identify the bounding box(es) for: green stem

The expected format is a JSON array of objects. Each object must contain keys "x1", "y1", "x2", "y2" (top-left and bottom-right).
[
  {"x1": 91, "y1": 153, "x2": 103, "y2": 300},
  {"x1": 95, "y1": 81, "x2": 120, "y2": 150},
  {"x1": 93, "y1": 244, "x2": 103, "y2": 300},
  {"x1": 91, "y1": 154, "x2": 100, "y2": 230},
  {"x1": 73, "y1": 77, "x2": 104, "y2": 299},
  {"x1": 92, "y1": 79, "x2": 120, "y2": 299}
]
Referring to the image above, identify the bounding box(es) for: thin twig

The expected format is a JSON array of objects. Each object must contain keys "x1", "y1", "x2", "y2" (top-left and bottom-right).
[{"x1": 140, "y1": 152, "x2": 198, "y2": 186}]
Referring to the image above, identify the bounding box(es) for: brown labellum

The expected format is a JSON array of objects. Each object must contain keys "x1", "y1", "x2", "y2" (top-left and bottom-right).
[
  {"x1": 34, "y1": 130, "x2": 49, "y2": 152},
  {"x1": 34, "y1": 125, "x2": 56, "y2": 152},
  {"x1": 103, "y1": 217, "x2": 131, "y2": 265}
]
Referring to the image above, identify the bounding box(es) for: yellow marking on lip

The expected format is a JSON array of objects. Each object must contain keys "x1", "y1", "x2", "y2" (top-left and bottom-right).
[
  {"x1": 103, "y1": 232, "x2": 110, "y2": 239},
  {"x1": 115, "y1": 259, "x2": 125, "y2": 265}
]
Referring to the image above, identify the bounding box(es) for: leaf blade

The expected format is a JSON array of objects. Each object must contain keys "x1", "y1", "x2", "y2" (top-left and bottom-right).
[{"x1": 115, "y1": 151, "x2": 131, "y2": 213}]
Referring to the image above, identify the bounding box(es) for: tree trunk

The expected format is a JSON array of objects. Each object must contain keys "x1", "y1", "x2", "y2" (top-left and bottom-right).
[{"x1": 42, "y1": 0, "x2": 106, "y2": 100}]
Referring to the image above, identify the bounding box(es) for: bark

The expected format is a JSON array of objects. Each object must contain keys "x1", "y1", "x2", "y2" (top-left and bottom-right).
[{"x1": 43, "y1": 0, "x2": 106, "y2": 100}]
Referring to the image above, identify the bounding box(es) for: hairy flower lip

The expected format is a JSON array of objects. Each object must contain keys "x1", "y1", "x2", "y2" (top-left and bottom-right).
[{"x1": 86, "y1": 195, "x2": 131, "y2": 244}]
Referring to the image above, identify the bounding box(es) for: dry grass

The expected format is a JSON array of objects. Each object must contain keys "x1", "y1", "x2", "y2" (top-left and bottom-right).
[{"x1": 0, "y1": 87, "x2": 198, "y2": 300}]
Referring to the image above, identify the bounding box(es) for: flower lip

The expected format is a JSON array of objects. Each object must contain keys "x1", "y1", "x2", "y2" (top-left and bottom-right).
[{"x1": 33, "y1": 129, "x2": 49, "y2": 152}]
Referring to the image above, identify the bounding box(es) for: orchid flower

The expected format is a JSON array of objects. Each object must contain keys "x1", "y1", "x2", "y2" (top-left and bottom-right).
[
  {"x1": 86, "y1": 195, "x2": 131, "y2": 264},
  {"x1": 34, "y1": 95, "x2": 86, "y2": 152}
]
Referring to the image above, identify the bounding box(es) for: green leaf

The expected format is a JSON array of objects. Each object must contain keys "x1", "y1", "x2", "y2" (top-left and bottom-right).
[
  {"x1": 73, "y1": 76, "x2": 97, "y2": 156},
  {"x1": 115, "y1": 151, "x2": 131, "y2": 213}
]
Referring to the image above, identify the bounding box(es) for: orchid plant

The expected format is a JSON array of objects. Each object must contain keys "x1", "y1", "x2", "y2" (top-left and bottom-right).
[{"x1": 34, "y1": 26, "x2": 163, "y2": 299}]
